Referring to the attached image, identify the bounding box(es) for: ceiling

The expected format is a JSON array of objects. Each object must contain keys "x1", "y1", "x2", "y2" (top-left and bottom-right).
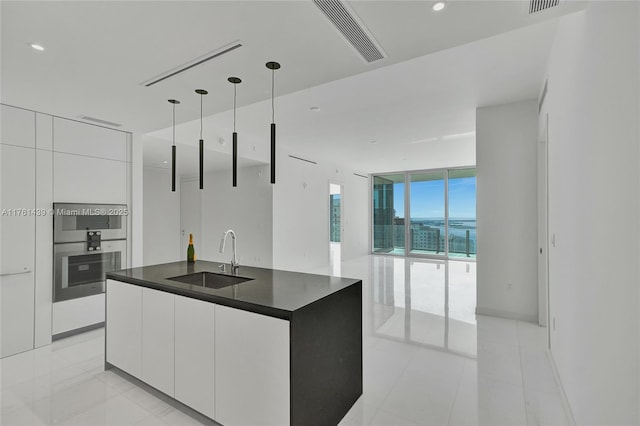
[
  {"x1": 1, "y1": 0, "x2": 585, "y2": 174},
  {"x1": 146, "y1": 15, "x2": 565, "y2": 173}
]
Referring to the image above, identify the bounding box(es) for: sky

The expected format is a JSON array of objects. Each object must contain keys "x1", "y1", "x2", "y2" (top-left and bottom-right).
[{"x1": 393, "y1": 176, "x2": 476, "y2": 219}]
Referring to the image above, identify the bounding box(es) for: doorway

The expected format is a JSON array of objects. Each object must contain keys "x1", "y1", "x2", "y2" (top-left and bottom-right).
[
  {"x1": 538, "y1": 114, "x2": 549, "y2": 330},
  {"x1": 329, "y1": 183, "x2": 343, "y2": 276},
  {"x1": 180, "y1": 178, "x2": 202, "y2": 261}
]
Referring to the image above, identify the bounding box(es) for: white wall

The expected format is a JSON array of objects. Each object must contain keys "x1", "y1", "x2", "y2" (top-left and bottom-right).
[
  {"x1": 342, "y1": 174, "x2": 369, "y2": 264},
  {"x1": 272, "y1": 147, "x2": 370, "y2": 274},
  {"x1": 476, "y1": 100, "x2": 539, "y2": 322},
  {"x1": 131, "y1": 134, "x2": 144, "y2": 267},
  {"x1": 544, "y1": 3, "x2": 639, "y2": 424},
  {"x1": 198, "y1": 165, "x2": 273, "y2": 268},
  {"x1": 143, "y1": 167, "x2": 181, "y2": 265}
]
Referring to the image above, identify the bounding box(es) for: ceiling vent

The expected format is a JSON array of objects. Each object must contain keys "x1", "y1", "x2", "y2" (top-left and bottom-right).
[
  {"x1": 289, "y1": 155, "x2": 317, "y2": 165},
  {"x1": 529, "y1": 0, "x2": 559, "y2": 14},
  {"x1": 79, "y1": 115, "x2": 122, "y2": 128},
  {"x1": 313, "y1": 0, "x2": 385, "y2": 63},
  {"x1": 140, "y1": 41, "x2": 243, "y2": 87}
]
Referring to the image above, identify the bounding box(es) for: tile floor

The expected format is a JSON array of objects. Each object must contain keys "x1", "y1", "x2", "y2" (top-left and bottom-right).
[{"x1": 1, "y1": 255, "x2": 569, "y2": 426}]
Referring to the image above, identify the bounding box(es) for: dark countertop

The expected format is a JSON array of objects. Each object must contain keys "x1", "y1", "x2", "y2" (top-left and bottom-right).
[{"x1": 106, "y1": 261, "x2": 361, "y2": 320}]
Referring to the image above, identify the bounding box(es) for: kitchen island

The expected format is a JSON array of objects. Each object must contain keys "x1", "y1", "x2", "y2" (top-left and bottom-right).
[{"x1": 105, "y1": 261, "x2": 362, "y2": 426}]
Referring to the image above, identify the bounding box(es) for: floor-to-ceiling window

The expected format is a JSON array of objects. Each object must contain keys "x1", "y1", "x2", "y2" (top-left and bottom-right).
[
  {"x1": 409, "y1": 171, "x2": 446, "y2": 256},
  {"x1": 447, "y1": 168, "x2": 476, "y2": 258},
  {"x1": 372, "y1": 167, "x2": 476, "y2": 259},
  {"x1": 372, "y1": 174, "x2": 405, "y2": 254}
]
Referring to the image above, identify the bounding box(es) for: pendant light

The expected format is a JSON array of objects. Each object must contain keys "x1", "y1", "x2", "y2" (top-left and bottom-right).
[
  {"x1": 266, "y1": 61, "x2": 281, "y2": 184},
  {"x1": 228, "y1": 77, "x2": 241, "y2": 187},
  {"x1": 195, "y1": 89, "x2": 208, "y2": 190},
  {"x1": 168, "y1": 99, "x2": 180, "y2": 192}
]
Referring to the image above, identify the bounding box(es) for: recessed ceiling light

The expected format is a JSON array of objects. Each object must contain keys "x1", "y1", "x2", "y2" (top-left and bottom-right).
[
  {"x1": 30, "y1": 43, "x2": 45, "y2": 51},
  {"x1": 370, "y1": 140, "x2": 378, "y2": 144},
  {"x1": 310, "y1": 106, "x2": 321, "y2": 112},
  {"x1": 432, "y1": 1, "x2": 446, "y2": 12},
  {"x1": 163, "y1": 161, "x2": 168, "y2": 164}
]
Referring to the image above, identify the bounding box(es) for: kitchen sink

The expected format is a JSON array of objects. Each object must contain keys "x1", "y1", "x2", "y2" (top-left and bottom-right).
[{"x1": 167, "y1": 271, "x2": 253, "y2": 289}]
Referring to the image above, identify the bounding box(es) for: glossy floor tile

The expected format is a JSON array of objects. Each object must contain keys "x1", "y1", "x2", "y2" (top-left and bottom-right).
[{"x1": 1, "y1": 256, "x2": 569, "y2": 426}]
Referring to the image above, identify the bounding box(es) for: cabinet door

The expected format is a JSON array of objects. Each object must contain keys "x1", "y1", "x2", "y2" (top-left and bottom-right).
[
  {"x1": 142, "y1": 287, "x2": 174, "y2": 396},
  {"x1": 106, "y1": 280, "x2": 142, "y2": 376},
  {"x1": 34, "y1": 149, "x2": 53, "y2": 348},
  {"x1": 175, "y1": 295, "x2": 215, "y2": 419},
  {"x1": 0, "y1": 273, "x2": 35, "y2": 358},
  {"x1": 53, "y1": 117, "x2": 127, "y2": 161},
  {"x1": 1, "y1": 105, "x2": 35, "y2": 148},
  {"x1": 215, "y1": 305, "x2": 290, "y2": 426},
  {"x1": 0, "y1": 144, "x2": 35, "y2": 358},
  {"x1": 53, "y1": 152, "x2": 127, "y2": 204}
]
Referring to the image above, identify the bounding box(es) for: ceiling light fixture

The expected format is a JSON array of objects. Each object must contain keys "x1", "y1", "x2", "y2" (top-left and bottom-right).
[
  {"x1": 310, "y1": 106, "x2": 321, "y2": 112},
  {"x1": 30, "y1": 43, "x2": 45, "y2": 51},
  {"x1": 195, "y1": 89, "x2": 208, "y2": 190},
  {"x1": 432, "y1": 1, "x2": 446, "y2": 11},
  {"x1": 163, "y1": 161, "x2": 168, "y2": 164},
  {"x1": 266, "y1": 61, "x2": 281, "y2": 184},
  {"x1": 168, "y1": 99, "x2": 180, "y2": 192},
  {"x1": 228, "y1": 77, "x2": 242, "y2": 187}
]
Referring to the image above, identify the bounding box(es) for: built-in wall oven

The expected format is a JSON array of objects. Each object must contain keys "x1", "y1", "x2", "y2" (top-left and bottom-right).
[{"x1": 53, "y1": 203, "x2": 127, "y2": 302}]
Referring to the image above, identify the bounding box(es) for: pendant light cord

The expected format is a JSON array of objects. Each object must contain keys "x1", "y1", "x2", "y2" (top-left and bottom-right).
[
  {"x1": 271, "y1": 69, "x2": 275, "y2": 123},
  {"x1": 233, "y1": 84, "x2": 237, "y2": 132}
]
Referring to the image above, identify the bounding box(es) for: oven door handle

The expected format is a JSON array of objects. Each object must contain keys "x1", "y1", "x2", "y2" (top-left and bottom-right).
[{"x1": 0, "y1": 268, "x2": 32, "y2": 277}]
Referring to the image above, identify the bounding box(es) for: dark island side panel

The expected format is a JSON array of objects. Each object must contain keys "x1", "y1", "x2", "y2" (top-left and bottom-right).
[{"x1": 290, "y1": 281, "x2": 363, "y2": 426}]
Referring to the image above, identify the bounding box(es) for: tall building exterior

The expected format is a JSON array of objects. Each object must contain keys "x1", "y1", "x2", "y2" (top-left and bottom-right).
[{"x1": 330, "y1": 194, "x2": 341, "y2": 242}]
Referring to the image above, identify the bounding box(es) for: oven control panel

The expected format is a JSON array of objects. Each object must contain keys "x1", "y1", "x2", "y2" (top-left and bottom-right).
[{"x1": 87, "y1": 231, "x2": 101, "y2": 251}]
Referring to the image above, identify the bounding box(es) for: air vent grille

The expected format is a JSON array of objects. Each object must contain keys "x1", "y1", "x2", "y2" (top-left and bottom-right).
[
  {"x1": 79, "y1": 116, "x2": 122, "y2": 127},
  {"x1": 529, "y1": 0, "x2": 559, "y2": 14},
  {"x1": 313, "y1": 0, "x2": 385, "y2": 63}
]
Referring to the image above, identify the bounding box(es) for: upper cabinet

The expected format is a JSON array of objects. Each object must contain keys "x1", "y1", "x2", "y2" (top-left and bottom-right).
[
  {"x1": 53, "y1": 117, "x2": 127, "y2": 161},
  {"x1": 53, "y1": 152, "x2": 127, "y2": 204},
  {"x1": 36, "y1": 113, "x2": 53, "y2": 151},
  {"x1": 1, "y1": 105, "x2": 35, "y2": 148}
]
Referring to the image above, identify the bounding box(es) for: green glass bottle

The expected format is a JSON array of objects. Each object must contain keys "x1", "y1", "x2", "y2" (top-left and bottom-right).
[{"x1": 187, "y1": 233, "x2": 196, "y2": 263}]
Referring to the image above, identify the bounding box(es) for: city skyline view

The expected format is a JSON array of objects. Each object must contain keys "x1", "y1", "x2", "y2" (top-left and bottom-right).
[
  {"x1": 373, "y1": 169, "x2": 476, "y2": 257},
  {"x1": 392, "y1": 175, "x2": 476, "y2": 220}
]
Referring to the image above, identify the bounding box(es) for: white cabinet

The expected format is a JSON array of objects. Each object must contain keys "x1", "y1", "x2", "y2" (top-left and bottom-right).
[
  {"x1": 0, "y1": 273, "x2": 35, "y2": 357},
  {"x1": 214, "y1": 305, "x2": 290, "y2": 426},
  {"x1": 142, "y1": 287, "x2": 174, "y2": 396},
  {"x1": 36, "y1": 113, "x2": 53, "y2": 150},
  {"x1": 106, "y1": 279, "x2": 142, "y2": 377},
  {"x1": 52, "y1": 294, "x2": 105, "y2": 335},
  {"x1": 34, "y1": 149, "x2": 53, "y2": 347},
  {"x1": 175, "y1": 295, "x2": 215, "y2": 419},
  {"x1": 0, "y1": 144, "x2": 36, "y2": 358},
  {"x1": 106, "y1": 280, "x2": 290, "y2": 425},
  {"x1": 53, "y1": 152, "x2": 127, "y2": 204},
  {"x1": 53, "y1": 117, "x2": 127, "y2": 161},
  {"x1": 0, "y1": 105, "x2": 35, "y2": 148}
]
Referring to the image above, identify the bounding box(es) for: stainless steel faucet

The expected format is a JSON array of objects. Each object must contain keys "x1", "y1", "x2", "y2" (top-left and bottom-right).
[{"x1": 219, "y1": 229, "x2": 239, "y2": 270}]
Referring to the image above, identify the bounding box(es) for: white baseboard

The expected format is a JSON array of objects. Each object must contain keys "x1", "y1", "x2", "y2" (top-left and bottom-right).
[
  {"x1": 475, "y1": 306, "x2": 538, "y2": 323},
  {"x1": 547, "y1": 349, "x2": 577, "y2": 426}
]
